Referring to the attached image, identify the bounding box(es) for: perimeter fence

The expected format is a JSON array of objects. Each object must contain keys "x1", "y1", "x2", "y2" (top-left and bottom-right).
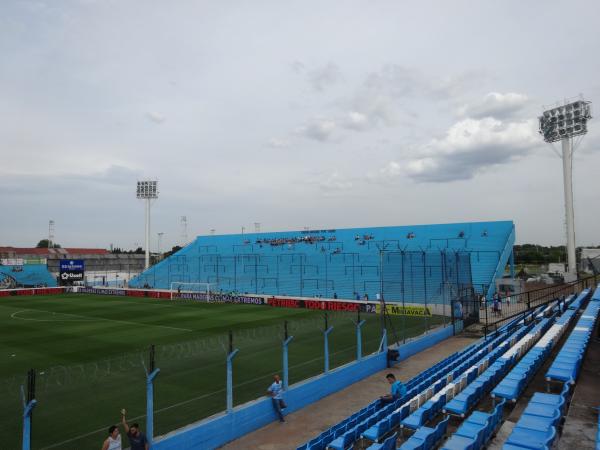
[
  {"x1": 2, "y1": 304, "x2": 453, "y2": 450},
  {"x1": 475, "y1": 274, "x2": 599, "y2": 334}
]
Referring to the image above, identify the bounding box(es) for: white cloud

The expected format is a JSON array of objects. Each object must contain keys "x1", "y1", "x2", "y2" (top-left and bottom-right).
[
  {"x1": 267, "y1": 138, "x2": 291, "y2": 149},
  {"x1": 296, "y1": 118, "x2": 337, "y2": 142},
  {"x1": 318, "y1": 171, "x2": 353, "y2": 193},
  {"x1": 342, "y1": 111, "x2": 369, "y2": 131},
  {"x1": 377, "y1": 117, "x2": 540, "y2": 183},
  {"x1": 457, "y1": 92, "x2": 529, "y2": 119},
  {"x1": 145, "y1": 111, "x2": 166, "y2": 124},
  {"x1": 308, "y1": 62, "x2": 343, "y2": 92}
]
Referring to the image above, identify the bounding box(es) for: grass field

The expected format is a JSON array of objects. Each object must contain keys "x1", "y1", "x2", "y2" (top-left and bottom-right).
[{"x1": 0, "y1": 293, "x2": 445, "y2": 449}]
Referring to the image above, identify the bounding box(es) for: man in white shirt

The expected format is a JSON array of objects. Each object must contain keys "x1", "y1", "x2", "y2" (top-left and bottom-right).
[{"x1": 267, "y1": 374, "x2": 286, "y2": 422}]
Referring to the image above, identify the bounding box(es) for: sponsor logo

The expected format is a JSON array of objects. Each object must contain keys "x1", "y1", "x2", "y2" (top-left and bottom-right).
[{"x1": 375, "y1": 304, "x2": 432, "y2": 316}]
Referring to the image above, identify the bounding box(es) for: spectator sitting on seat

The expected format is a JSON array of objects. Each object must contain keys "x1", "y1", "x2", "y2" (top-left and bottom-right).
[{"x1": 380, "y1": 373, "x2": 406, "y2": 404}]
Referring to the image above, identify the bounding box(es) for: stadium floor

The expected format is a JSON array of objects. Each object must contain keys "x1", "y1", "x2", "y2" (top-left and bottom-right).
[{"x1": 219, "y1": 335, "x2": 477, "y2": 450}]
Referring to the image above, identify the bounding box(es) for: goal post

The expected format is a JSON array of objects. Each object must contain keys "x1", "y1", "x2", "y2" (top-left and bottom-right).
[{"x1": 169, "y1": 282, "x2": 218, "y2": 301}]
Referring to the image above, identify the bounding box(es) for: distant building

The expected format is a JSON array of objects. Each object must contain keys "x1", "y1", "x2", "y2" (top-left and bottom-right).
[
  {"x1": 0, "y1": 247, "x2": 145, "y2": 287},
  {"x1": 580, "y1": 248, "x2": 600, "y2": 274}
]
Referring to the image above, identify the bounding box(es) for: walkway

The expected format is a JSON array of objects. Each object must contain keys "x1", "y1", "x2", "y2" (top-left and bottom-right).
[{"x1": 220, "y1": 335, "x2": 476, "y2": 450}]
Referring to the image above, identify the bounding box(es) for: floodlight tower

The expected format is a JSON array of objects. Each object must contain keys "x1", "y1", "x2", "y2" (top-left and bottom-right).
[
  {"x1": 539, "y1": 97, "x2": 592, "y2": 282},
  {"x1": 48, "y1": 220, "x2": 55, "y2": 248},
  {"x1": 136, "y1": 180, "x2": 158, "y2": 270}
]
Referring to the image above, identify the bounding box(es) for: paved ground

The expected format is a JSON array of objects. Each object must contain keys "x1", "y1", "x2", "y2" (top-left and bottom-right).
[{"x1": 219, "y1": 336, "x2": 476, "y2": 450}]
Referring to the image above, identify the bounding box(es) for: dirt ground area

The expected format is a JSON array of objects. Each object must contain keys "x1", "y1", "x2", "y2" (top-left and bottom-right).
[{"x1": 219, "y1": 335, "x2": 476, "y2": 450}]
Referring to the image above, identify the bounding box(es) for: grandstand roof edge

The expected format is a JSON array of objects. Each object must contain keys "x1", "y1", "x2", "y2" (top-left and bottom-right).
[{"x1": 191, "y1": 220, "x2": 514, "y2": 239}]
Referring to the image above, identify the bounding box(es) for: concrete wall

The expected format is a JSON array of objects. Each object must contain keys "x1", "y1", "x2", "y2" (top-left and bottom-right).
[{"x1": 152, "y1": 324, "x2": 455, "y2": 450}]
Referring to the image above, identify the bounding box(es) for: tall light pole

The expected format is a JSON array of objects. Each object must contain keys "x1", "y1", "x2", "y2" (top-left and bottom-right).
[
  {"x1": 157, "y1": 232, "x2": 164, "y2": 255},
  {"x1": 136, "y1": 180, "x2": 158, "y2": 270},
  {"x1": 48, "y1": 220, "x2": 55, "y2": 248},
  {"x1": 539, "y1": 98, "x2": 592, "y2": 281}
]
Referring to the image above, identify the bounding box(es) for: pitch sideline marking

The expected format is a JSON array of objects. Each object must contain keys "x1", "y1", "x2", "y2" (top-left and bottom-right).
[
  {"x1": 8, "y1": 307, "x2": 192, "y2": 332},
  {"x1": 10, "y1": 310, "x2": 96, "y2": 322}
]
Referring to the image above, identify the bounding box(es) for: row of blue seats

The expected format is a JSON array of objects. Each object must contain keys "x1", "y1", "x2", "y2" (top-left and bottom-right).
[
  {"x1": 304, "y1": 335, "x2": 499, "y2": 450},
  {"x1": 410, "y1": 322, "x2": 532, "y2": 423},
  {"x1": 492, "y1": 314, "x2": 566, "y2": 402},
  {"x1": 376, "y1": 324, "x2": 535, "y2": 450},
  {"x1": 568, "y1": 288, "x2": 592, "y2": 310},
  {"x1": 503, "y1": 384, "x2": 570, "y2": 449},
  {"x1": 545, "y1": 287, "x2": 600, "y2": 385},
  {"x1": 441, "y1": 400, "x2": 505, "y2": 450},
  {"x1": 398, "y1": 417, "x2": 449, "y2": 450},
  {"x1": 445, "y1": 319, "x2": 549, "y2": 416},
  {"x1": 360, "y1": 329, "x2": 518, "y2": 445},
  {"x1": 440, "y1": 310, "x2": 573, "y2": 450},
  {"x1": 367, "y1": 432, "x2": 398, "y2": 450},
  {"x1": 326, "y1": 332, "x2": 512, "y2": 449}
]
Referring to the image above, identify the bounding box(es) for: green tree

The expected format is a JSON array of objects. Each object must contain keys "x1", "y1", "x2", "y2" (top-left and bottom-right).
[{"x1": 36, "y1": 239, "x2": 61, "y2": 248}]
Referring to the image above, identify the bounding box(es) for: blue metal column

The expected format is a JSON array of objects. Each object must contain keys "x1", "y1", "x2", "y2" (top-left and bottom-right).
[
  {"x1": 21, "y1": 397, "x2": 36, "y2": 450},
  {"x1": 356, "y1": 319, "x2": 366, "y2": 361},
  {"x1": 282, "y1": 336, "x2": 294, "y2": 390},
  {"x1": 226, "y1": 348, "x2": 240, "y2": 412},
  {"x1": 146, "y1": 368, "x2": 160, "y2": 444},
  {"x1": 323, "y1": 326, "x2": 334, "y2": 373}
]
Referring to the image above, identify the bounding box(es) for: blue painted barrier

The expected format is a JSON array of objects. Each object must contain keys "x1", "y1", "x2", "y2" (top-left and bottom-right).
[{"x1": 152, "y1": 325, "x2": 454, "y2": 450}]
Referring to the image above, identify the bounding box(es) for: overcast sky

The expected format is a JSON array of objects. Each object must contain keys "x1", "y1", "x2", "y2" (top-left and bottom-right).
[{"x1": 1, "y1": 0, "x2": 599, "y2": 250}]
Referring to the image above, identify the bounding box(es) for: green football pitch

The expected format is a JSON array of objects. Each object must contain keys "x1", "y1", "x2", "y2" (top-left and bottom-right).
[{"x1": 0, "y1": 294, "x2": 445, "y2": 449}]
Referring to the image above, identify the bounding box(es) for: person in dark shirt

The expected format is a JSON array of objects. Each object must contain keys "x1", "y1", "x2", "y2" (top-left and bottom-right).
[{"x1": 121, "y1": 409, "x2": 149, "y2": 450}]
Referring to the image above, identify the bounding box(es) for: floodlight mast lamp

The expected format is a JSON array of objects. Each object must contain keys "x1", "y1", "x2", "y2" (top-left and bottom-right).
[
  {"x1": 539, "y1": 98, "x2": 592, "y2": 281},
  {"x1": 136, "y1": 180, "x2": 159, "y2": 270}
]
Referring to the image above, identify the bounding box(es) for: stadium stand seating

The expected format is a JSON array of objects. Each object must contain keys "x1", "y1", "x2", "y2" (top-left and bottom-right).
[
  {"x1": 438, "y1": 287, "x2": 599, "y2": 450},
  {"x1": 398, "y1": 417, "x2": 448, "y2": 449},
  {"x1": 545, "y1": 287, "x2": 599, "y2": 386},
  {"x1": 321, "y1": 317, "x2": 536, "y2": 450},
  {"x1": 130, "y1": 221, "x2": 515, "y2": 301},
  {"x1": 0, "y1": 264, "x2": 56, "y2": 287},
  {"x1": 299, "y1": 328, "x2": 509, "y2": 450},
  {"x1": 298, "y1": 287, "x2": 598, "y2": 450},
  {"x1": 502, "y1": 384, "x2": 569, "y2": 449},
  {"x1": 441, "y1": 400, "x2": 505, "y2": 450}
]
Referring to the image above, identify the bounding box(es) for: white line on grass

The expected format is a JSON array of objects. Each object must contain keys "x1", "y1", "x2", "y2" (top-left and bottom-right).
[
  {"x1": 38, "y1": 342, "x2": 376, "y2": 449},
  {"x1": 8, "y1": 307, "x2": 192, "y2": 332}
]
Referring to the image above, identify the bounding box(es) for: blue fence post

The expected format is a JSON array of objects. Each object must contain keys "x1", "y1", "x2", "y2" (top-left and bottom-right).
[
  {"x1": 146, "y1": 368, "x2": 160, "y2": 444},
  {"x1": 323, "y1": 326, "x2": 334, "y2": 373},
  {"x1": 356, "y1": 319, "x2": 366, "y2": 361},
  {"x1": 282, "y1": 336, "x2": 294, "y2": 390},
  {"x1": 226, "y1": 348, "x2": 240, "y2": 413},
  {"x1": 21, "y1": 389, "x2": 36, "y2": 450},
  {"x1": 379, "y1": 328, "x2": 388, "y2": 353}
]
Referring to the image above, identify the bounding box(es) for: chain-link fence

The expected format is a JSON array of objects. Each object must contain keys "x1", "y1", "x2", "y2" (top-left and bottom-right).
[
  {"x1": 2, "y1": 306, "x2": 454, "y2": 450},
  {"x1": 476, "y1": 274, "x2": 599, "y2": 334}
]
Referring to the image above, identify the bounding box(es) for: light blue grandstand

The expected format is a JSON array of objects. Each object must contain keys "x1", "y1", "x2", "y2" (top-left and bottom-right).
[
  {"x1": 0, "y1": 264, "x2": 57, "y2": 288},
  {"x1": 130, "y1": 220, "x2": 515, "y2": 303}
]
